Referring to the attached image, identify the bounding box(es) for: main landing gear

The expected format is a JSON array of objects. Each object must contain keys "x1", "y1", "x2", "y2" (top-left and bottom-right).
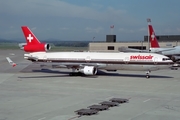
[
  {"x1": 69, "y1": 72, "x2": 83, "y2": 76},
  {"x1": 146, "y1": 71, "x2": 151, "y2": 79},
  {"x1": 69, "y1": 68, "x2": 84, "y2": 76}
]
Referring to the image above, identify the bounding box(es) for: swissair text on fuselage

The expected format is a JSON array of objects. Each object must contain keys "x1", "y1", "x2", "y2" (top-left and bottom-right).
[{"x1": 130, "y1": 55, "x2": 153, "y2": 60}]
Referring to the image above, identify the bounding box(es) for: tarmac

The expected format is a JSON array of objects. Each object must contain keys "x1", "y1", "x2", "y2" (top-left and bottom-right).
[{"x1": 0, "y1": 50, "x2": 180, "y2": 120}]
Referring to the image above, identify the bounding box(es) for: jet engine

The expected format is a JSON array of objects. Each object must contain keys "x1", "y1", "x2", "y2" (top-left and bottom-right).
[
  {"x1": 20, "y1": 43, "x2": 51, "y2": 52},
  {"x1": 79, "y1": 66, "x2": 97, "y2": 75},
  {"x1": 171, "y1": 56, "x2": 180, "y2": 62}
]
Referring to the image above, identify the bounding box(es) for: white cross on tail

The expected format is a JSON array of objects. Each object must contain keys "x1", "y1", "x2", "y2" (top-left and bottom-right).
[
  {"x1": 151, "y1": 32, "x2": 155, "y2": 41},
  {"x1": 27, "y1": 34, "x2": 33, "y2": 42}
]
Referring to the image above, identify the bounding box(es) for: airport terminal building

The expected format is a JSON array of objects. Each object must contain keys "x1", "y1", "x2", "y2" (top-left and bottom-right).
[{"x1": 89, "y1": 35, "x2": 180, "y2": 52}]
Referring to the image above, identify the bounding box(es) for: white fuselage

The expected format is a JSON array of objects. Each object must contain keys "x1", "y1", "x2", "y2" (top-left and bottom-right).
[{"x1": 24, "y1": 52, "x2": 173, "y2": 71}]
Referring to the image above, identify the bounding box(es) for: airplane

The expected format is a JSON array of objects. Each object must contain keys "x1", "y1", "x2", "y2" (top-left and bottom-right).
[
  {"x1": 6, "y1": 26, "x2": 174, "y2": 79},
  {"x1": 19, "y1": 26, "x2": 51, "y2": 52},
  {"x1": 17, "y1": 52, "x2": 174, "y2": 78},
  {"x1": 147, "y1": 19, "x2": 180, "y2": 62},
  {"x1": 119, "y1": 19, "x2": 180, "y2": 62}
]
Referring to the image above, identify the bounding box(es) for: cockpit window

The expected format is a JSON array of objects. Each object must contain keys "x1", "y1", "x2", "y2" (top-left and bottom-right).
[{"x1": 162, "y1": 58, "x2": 171, "y2": 61}]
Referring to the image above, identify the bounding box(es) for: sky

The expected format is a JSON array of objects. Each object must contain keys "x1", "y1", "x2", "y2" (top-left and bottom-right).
[{"x1": 0, "y1": 0, "x2": 180, "y2": 41}]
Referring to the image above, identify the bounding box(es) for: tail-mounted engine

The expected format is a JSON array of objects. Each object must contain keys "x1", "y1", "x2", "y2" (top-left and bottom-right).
[{"x1": 19, "y1": 43, "x2": 51, "y2": 52}]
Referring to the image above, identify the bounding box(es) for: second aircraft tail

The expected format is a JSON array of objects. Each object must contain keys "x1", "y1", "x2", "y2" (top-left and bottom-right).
[{"x1": 147, "y1": 19, "x2": 160, "y2": 48}]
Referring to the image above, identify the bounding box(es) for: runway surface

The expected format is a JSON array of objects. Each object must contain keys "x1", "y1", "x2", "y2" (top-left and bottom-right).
[{"x1": 0, "y1": 50, "x2": 180, "y2": 120}]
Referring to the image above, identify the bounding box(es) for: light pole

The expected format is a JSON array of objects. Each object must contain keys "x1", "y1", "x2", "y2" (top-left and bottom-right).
[{"x1": 147, "y1": 18, "x2": 151, "y2": 52}]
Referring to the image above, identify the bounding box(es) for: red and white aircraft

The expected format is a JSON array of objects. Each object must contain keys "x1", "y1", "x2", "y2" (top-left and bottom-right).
[
  {"x1": 19, "y1": 26, "x2": 51, "y2": 52},
  {"x1": 148, "y1": 19, "x2": 180, "y2": 62},
  {"x1": 119, "y1": 19, "x2": 180, "y2": 62},
  {"x1": 24, "y1": 51, "x2": 173, "y2": 78},
  {"x1": 7, "y1": 26, "x2": 174, "y2": 78}
]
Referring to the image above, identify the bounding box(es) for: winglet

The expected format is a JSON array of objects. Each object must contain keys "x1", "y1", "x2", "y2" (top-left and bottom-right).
[{"x1": 6, "y1": 57, "x2": 17, "y2": 67}]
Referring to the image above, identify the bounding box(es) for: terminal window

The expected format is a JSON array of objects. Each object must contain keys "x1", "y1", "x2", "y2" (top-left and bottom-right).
[{"x1": 107, "y1": 46, "x2": 114, "y2": 50}]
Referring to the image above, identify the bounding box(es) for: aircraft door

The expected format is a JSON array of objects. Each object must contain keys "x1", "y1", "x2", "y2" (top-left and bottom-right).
[
  {"x1": 124, "y1": 57, "x2": 129, "y2": 64},
  {"x1": 85, "y1": 56, "x2": 91, "y2": 63},
  {"x1": 43, "y1": 55, "x2": 47, "y2": 62},
  {"x1": 154, "y1": 57, "x2": 158, "y2": 64}
]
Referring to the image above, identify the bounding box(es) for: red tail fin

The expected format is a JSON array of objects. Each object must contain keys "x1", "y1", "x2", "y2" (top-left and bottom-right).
[
  {"x1": 147, "y1": 19, "x2": 160, "y2": 48},
  {"x1": 21, "y1": 26, "x2": 40, "y2": 45}
]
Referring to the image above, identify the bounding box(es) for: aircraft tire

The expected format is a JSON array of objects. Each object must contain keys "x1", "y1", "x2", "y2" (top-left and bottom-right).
[
  {"x1": 69, "y1": 72, "x2": 83, "y2": 76},
  {"x1": 146, "y1": 75, "x2": 150, "y2": 79}
]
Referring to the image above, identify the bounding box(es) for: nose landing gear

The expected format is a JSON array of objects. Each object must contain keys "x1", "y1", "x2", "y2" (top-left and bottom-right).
[{"x1": 146, "y1": 71, "x2": 151, "y2": 79}]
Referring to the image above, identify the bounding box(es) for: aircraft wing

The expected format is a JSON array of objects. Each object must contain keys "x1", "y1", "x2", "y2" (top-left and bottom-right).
[
  {"x1": 62, "y1": 63, "x2": 106, "y2": 68},
  {"x1": 25, "y1": 53, "x2": 107, "y2": 69},
  {"x1": 150, "y1": 48, "x2": 176, "y2": 54},
  {"x1": 6, "y1": 57, "x2": 32, "y2": 67},
  {"x1": 6, "y1": 57, "x2": 17, "y2": 67},
  {"x1": 8, "y1": 54, "x2": 107, "y2": 69},
  {"x1": 37, "y1": 62, "x2": 107, "y2": 69},
  {"x1": 119, "y1": 47, "x2": 177, "y2": 54},
  {"x1": 118, "y1": 47, "x2": 149, "y2": 53}
]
